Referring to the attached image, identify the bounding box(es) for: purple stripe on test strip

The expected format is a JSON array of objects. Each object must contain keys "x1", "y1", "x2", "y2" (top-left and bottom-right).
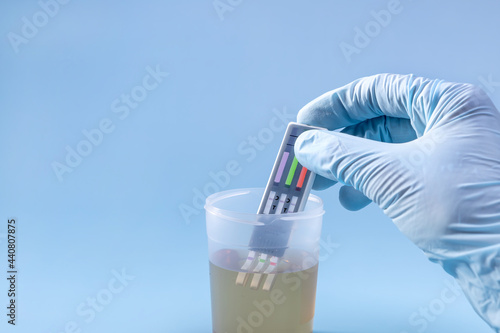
[{"x1": 274, "y1": 151, "x2": 289, "y2": 183}]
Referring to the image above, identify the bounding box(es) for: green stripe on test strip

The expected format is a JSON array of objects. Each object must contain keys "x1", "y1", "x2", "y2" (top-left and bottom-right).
[{"x1": 285, "y1": 157, "x2": 299, "y2": 186}]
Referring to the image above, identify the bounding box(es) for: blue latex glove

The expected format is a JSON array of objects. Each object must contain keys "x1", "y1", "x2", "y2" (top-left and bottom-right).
[{"x1": 294, "y1": 74, "x2": 500, "y2": 331}]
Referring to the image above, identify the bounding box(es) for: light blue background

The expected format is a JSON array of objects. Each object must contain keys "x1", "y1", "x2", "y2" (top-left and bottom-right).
[{"x1": 1, "y1": 0, "x2": 500, "y2": 332}]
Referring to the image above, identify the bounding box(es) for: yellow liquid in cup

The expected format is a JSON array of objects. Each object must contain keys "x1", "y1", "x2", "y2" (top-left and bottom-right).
[{"x1": 209, "y1": 250, "x2": 318, "y2": 333}]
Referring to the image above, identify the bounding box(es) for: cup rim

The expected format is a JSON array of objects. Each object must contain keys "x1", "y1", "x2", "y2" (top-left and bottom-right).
[{"x1": 205, "y1": 187, "x2": 325, "y2": 222}]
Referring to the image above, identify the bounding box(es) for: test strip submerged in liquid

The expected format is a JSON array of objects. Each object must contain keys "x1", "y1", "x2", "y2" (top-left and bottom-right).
[
  {"x1": 237, "y1": 122, "x2": 324, "y2": 290},
  {"x1": 251, "y1": 122, "x2": 323, "y2": 256}
]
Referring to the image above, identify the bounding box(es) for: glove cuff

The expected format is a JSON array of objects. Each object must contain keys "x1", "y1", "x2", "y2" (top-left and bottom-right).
[{"x1": 428, "y1": 246, "x2": 500, "y2": 331}]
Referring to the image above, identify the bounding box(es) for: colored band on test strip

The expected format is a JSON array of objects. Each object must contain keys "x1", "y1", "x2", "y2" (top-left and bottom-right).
[
  {"x1": 276, "y1": 194, "x2": 287, "y2": 213},
  {"x1": 253, "y1": 254, "x2": 268, "y2": 272},
  {"x1": 274, "y1": 152, "x2": 289, "y2": 183},
  {"x1": 289, "y1": 196, "x2": 298, "y2": 212},
  {"x1": 263, "y1": 191, "x2": 275, "y2": 214},
  {"x1": 285, "y1": 157, "x2": 299, "y2": 186},
  {"x1": 263, "y1": 256, "x2": 278, "y2": 274},
  {"x1": 296, "y1": 167, "x2": 308, "y2": 189},
  {"x1": 241, "y1": 251, "x2": 256, "y2": 270}
]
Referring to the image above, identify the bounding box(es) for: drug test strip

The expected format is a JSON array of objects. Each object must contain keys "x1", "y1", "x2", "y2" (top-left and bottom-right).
[
  {"x1": 237, "y1": 122, "x2": 324, "y2": 290},
  {"x1": 250, "y1": 253, "x2": 269, "y2": 289},
  {"x1": 263, "y1": 191, "x2": 276, "y2": 215},
  {"x1": 262, "y1": 274, "x2": 276, "y2": 292},
  {"x1": 276, "y1": 194, "x2": 287, "y2": 214},
  {"x1": 256, "y1": 122, "x2": 322, "y2": 217},
  {"x1": 250, "y1": 273, "x2": 262, "y2": 289},
  {"x1": 235, "y1": 251, "x2": 256, "y2": 286},
  {"x1": 262, "y1": 256, "x2": 279, "y2": 291},
  {"x1": 288, "y1": 195, "x2": 298, "y2": 213},
  {"x1": 253, "y1": 253, "x2": 268, "y2": 272},
  {"x1": 263, "y1": 256, "x2": 278, "y2": 274}
]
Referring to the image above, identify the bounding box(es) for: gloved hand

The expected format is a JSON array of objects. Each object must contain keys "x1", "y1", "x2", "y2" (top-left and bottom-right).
[{"x1": 294, "y1": 74, "x2": 500, "y2": 331}]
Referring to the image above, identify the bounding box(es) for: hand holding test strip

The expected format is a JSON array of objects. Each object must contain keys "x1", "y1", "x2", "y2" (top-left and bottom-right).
[{"x1": 235, "y1": 122, "x2": 324, "y2": 291}]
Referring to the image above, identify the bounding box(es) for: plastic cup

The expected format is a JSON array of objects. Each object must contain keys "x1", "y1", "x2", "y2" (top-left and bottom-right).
[{"x1": 205, "y1": 188, "x2": 324, "y2": 333}]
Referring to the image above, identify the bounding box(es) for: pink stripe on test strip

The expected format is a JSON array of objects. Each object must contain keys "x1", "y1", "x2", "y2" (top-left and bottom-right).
[
  {"x1": 263, "y1": 191, "x2": 275, "y2": 214},
  {"x1": 274, "y1": 152, "x2": 289, "y2": 183}
]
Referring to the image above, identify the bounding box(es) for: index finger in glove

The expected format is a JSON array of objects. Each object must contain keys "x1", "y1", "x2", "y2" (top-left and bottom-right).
[{"x1": 297, "y1": 73, "x2": 484, "y2": 136}]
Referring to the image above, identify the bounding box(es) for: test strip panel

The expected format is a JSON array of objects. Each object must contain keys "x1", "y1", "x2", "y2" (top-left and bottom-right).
[
  {"x1": 250, "y1": 122, "x2": 323, "y2": 258},
  {"x1": 257, "y1": 122, "x2": 323, "y2": 215}
]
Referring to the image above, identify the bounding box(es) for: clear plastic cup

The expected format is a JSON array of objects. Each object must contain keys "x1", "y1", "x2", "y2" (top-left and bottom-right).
[{"x1": 205, "y1": 188, "x2": 324, "y2": 333}]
